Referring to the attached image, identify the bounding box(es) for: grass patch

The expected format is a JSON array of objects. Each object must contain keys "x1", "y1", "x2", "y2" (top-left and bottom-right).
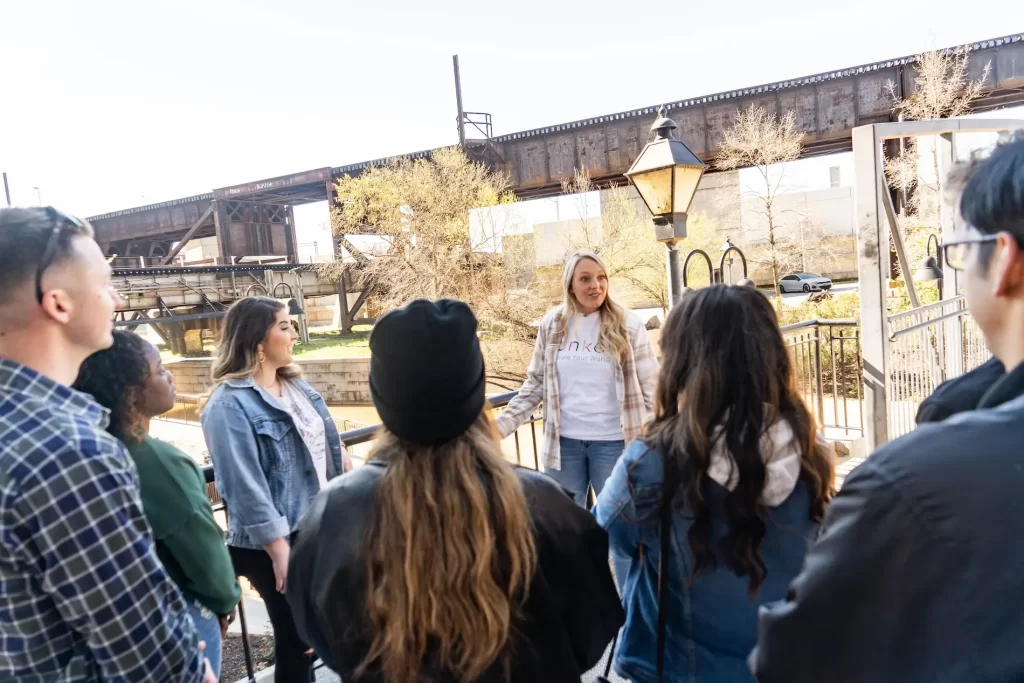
[{"x1": 159, "y1": 325, "x2": 372, "y2": 362}]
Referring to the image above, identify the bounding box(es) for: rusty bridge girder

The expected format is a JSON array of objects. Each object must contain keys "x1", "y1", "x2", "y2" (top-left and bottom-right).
[{"x1": 88, "y1": 34, "x2": 1024, "y2": 251}]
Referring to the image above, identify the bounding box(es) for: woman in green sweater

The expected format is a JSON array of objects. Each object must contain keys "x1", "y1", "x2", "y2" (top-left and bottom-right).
[{"x1": 74, "y1": 330, "x2": 241, "y2": 679}]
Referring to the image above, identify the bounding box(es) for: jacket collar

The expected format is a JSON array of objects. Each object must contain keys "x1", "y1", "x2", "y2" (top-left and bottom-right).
[
  {"x1": 0, "y1": 357, "x2": 109, "y2": 427},
  {"x1": 978, "y1": 361, "x2": 1024, "y2": 410}
]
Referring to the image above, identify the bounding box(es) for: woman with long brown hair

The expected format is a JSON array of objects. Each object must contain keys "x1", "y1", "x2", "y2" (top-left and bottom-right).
[
  {"x1": 288, "y1": 299, "x2": 624, "y2": 683},
  {"x1": 595, "y1": 285, "x2": 834, "y2": 683},
  {"x1": 201, "y1": 296, "x2": 350, "y2": 682}
]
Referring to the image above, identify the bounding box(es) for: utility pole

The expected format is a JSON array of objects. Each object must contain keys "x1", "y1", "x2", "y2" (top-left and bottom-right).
[
  {"x1": 2, "y1": 173, "x2": 10, "y2": 207},
  {"x1": 453, "y1": 55, "x2": 466, "y2": 146},
  {"x1": 33, "y1": 187, "x2": 42, "y2": 206}
]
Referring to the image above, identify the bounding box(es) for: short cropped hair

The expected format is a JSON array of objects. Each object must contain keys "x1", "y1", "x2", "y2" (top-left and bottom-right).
[
  {"x1": 0, "y1": 208, "x2": 94, "y2": 302},
  {"x1": 960, "y1": 133, "x2": 1024, "y2": 239}
]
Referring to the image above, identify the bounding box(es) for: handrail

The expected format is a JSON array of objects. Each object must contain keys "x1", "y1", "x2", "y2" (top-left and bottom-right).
[
  {"x1": 201, "y1": 390, "x2": 522, "y2": 484},
  {"x1": 890, "y1": 307, "x2": 970, "y2": 341},
  {"x1": 780, "y1": 318, "x2": 858, "y2": 332},
  {"x1": 888, "y1": 295, "x2": 965, "y2": 322}
]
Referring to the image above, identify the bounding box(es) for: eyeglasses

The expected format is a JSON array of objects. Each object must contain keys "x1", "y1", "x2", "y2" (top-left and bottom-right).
[
  {"x1": 36, "y1": 207, "x2": 86, "y2": 304},
  {"x1": 942, "y1": 235, "x2": 1000, "y2": 272}
]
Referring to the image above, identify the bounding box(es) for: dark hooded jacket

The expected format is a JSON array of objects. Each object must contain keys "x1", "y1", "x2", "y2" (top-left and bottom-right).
[
  {"x1": 750, "y1": 362, "x2": 1024, "y2": 682},
  {"x1": 288, "y1": 460, "x2": 624, "y2": 682},
  {"x1": 915, "y1": 356, "x2": 1004, "y2": 424}
]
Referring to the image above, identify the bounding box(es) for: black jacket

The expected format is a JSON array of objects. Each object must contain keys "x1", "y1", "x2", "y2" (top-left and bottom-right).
[
  {"x1": 750, "y1": 363, "x2": 1024, "y2": 682},
  {"x1": 287, "y1": 460, "x2": 624, "y2": 683},
  {"x1": 915, "y1": 356, "x2": 1004, "y2": 424}
]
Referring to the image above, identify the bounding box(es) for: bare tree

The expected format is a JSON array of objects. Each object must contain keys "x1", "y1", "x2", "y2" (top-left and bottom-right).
[
  {"x1": 559, "y1": 170, "x2": 671, "y2": 311},
  {"x1": 318, "y1": 147, "x2": 548, "y2": 385},
  {"x1": 887, "y1": 46, "x2": 990, "y2": 233},
  {"x1": 716, "y1": 105, "x2": 803, "y2": 309}
]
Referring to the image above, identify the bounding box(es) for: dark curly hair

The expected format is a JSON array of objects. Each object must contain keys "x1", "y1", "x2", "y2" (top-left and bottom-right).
[
  {"x1": 73, "y1": 330, "x2": 152, "y2": 443},
  {"x1": 645, "y1": 285, "x2": 834, "y2": 597}
]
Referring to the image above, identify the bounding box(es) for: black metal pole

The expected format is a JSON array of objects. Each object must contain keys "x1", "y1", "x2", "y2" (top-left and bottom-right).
[
  {"x1": 3, "y1": 173, "x2": 10, "y2": 207},
  {"x1": 666, "y1": 241, "x2": 681, "y2": 307}
]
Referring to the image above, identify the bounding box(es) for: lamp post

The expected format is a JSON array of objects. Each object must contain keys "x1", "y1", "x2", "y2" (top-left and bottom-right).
[
  {"x1": 625, "y1": 106, "x2": 706, "y2": 307},
  {"x1": 720, "y1": 237, "x2": 736, "y2": 284},
  {"x1": 914, "y1": 233, "x2": 944, "y2": 298}
]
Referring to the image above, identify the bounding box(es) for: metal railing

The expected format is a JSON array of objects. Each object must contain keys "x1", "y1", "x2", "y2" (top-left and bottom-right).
[
  {"x1": 780, "y1": 319, "x2": 864, "y2": 438},
  {"x1": 886, "y1": 296, "x2": 990, "y2": 439}
]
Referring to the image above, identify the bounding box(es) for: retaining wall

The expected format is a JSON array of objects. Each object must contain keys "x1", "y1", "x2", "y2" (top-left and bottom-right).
[{"x1": 167, "y1": 357, "x2": 371, "y2": 405}]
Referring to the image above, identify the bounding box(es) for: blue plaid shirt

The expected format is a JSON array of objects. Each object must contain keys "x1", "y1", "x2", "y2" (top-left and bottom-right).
[{"x1": 0, "y1": 359, "x2": 206, "y2": 682}]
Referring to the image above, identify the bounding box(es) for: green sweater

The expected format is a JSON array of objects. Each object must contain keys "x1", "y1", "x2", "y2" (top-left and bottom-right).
[{"x1": 126, "y1": 435, "x2": 241, "y2": 616}]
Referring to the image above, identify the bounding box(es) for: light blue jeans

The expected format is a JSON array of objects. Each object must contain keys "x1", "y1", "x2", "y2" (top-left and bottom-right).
[
  {"x1": 184, "y1": 594, "x2": 222, "y2": 680},
  {"x1": 548, "y1": 436, "x2": 629, "y2": 592}
]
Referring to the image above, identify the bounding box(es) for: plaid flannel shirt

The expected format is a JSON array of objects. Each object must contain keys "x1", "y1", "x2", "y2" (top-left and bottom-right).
[
  {"x1": 0, "y1": 359, "x2": 205, "y2": 683},
  {"x1": 497, "y1": 309, "x2": 659, "y2": 470}
]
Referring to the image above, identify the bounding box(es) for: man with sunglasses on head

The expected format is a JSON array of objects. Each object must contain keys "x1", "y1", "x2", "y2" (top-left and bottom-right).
[
  {"x1": 0, "y1": 208, "x2": 215, "y2": 682},
  {"x1": 751, "y1": 134, "x2": 1024, "y2": 682}
]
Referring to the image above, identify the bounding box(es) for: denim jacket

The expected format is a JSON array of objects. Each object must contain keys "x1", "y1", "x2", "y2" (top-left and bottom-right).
[
  {"x1": 201, "y1": 377, "x2": 344, "y2": 550},
  {"x1": 594, "y1": 438, "x2": 820, "y2": 683}
]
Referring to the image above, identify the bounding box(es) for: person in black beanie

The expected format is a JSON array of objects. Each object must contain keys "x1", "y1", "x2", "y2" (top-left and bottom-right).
[{"x1": 288, "y1": 298, "x2": 624, "y2": 683}]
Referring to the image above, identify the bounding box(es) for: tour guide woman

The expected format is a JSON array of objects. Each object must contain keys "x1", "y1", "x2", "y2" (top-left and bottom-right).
[
  {"x1": 74, "y1": 331, "x2": 241, "y2": 679},
  {"x1": 201, "y1": 296, "x2": 351, "y2": 683},
  {"x1": 498, "y1": 249, "x2": 658, "y2": 583},
  {"x1": 595, "y1": 285, "x2": 835, "y2": 682},
  {"x1": 287, "y1": 299, "x2": 624, "y2": 682}
]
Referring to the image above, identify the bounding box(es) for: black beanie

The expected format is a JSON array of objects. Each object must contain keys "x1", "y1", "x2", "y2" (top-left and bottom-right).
[{"x1": 369, "y1": 299, "x2": 486, "y2": 445}]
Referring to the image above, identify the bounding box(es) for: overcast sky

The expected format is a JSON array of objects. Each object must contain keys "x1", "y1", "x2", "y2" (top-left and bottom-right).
[{"x1": 1, "y1": 0, "x2": 1018, "y2": 233}]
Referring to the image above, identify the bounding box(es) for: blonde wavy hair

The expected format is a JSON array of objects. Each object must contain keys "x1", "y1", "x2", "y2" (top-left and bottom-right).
[
  {"x1": 348, "y1": 413, "x2": 537, "y2": 683},
  {"x1": 199, "y1": 296, "x2": 301, "y2": 411},
  {"x1": 556, "y1": 249, "x2": 630, "y2": 365}
]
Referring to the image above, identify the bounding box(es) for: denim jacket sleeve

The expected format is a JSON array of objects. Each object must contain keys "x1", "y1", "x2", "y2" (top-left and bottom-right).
[
  {"x1": 201, "y1": 398, "x2": 289, "y2": 546},
  {"x1": 594, "y1": 440, "x2": 659, "y2": 561}
]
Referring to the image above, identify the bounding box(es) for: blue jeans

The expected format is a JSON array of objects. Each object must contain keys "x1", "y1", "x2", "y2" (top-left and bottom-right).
[
  {"x1": 549, "y1": 437, "x2": 629, "y2": 592},
  {"x1": 184, "y1": 594, "x2": 222, "y2": 680}
]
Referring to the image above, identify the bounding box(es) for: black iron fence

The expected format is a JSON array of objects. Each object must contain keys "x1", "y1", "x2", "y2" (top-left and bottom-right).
[{"x1": 780, "y1": 319, "x2": 863, "y2": 437}]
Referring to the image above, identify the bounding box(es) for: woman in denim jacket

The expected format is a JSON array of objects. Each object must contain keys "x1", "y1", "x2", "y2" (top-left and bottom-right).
[
  {"x1": 595, "y1": 286, "x2": 834, "y2": 683},
  {"x1": 201, "y1": 296, "x2": 351, "y2": 683}
]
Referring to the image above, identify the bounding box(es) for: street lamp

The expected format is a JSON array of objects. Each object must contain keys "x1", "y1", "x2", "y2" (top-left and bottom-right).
[
  {"x1": 720, "y1": 238, "x2": 736, "y2": 284},
  {"x1": 914, "y1": 233, "x2": 944, "y2": 297},
  {"x1": 625, "y1": 105, "x2": 706, "y2": 306},
  {"x1": 718, "y1": 237, "x2": 756, "y2": 288},
  {"x1": 914, "y1": 234, "x2": 944, "y2": 282}
]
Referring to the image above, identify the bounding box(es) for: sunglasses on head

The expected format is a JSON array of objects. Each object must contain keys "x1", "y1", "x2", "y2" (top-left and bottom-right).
[{"x1": 36, "y1": 207, "x2": 86, "y2": 305}]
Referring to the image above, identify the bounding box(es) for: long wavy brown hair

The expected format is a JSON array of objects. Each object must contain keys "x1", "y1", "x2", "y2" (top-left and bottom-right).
[
  {"x1": 646, "y1": 285, "x2": 834, "y2": 596},
  {"x1": 351, "y1": 412, "x2": 537, "y2": 683},
  {"x1": 199, "y1": 296, "x2": 301, "y2": 411}
]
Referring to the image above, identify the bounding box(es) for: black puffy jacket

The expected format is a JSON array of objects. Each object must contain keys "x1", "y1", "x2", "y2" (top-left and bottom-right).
[
  {"x1": 750, "y1": 362, "x2": 1024, "y2": 682},
  {"x1": 287, "y1": 460, "x2": 624, "y2": 683}
]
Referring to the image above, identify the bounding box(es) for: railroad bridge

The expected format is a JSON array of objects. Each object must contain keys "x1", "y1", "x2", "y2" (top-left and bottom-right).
[{"x1": 94, "y1": 34, "x2": 1024, "y2": 348}]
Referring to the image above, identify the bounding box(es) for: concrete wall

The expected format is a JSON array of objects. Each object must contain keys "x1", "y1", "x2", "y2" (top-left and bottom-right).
[
  {"x1": 167, "y1": 357, "x2": 372, "y2": 405},
  {"x1": 741, "y1": 186, "x2": 856, "y2": 242}
]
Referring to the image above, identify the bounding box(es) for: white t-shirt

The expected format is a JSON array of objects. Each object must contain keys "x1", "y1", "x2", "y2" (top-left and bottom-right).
[
  {"x1": 556, "y1": 313, "x2": 624, "y2": 441},
  {"x1": 280, "y1": 380, "x2": 329, "y2": 489}
]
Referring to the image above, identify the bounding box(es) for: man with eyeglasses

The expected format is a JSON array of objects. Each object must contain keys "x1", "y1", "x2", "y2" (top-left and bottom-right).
[
  {"x1": 0, "y1": 208, "x2": 215, "y2": 682},
  {"x1": 750, "y1": 134, "x2": 1024, "y2": 682}
]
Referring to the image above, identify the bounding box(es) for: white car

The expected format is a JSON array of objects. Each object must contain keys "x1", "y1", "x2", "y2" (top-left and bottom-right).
[{"x1": 779, "y1": 273, "x2": 833, "y2": 293}]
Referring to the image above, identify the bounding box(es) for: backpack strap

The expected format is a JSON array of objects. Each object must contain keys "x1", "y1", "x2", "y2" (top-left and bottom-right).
[{"x1": 656, "y1": 501, "x2": 671, "y2": 682}]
